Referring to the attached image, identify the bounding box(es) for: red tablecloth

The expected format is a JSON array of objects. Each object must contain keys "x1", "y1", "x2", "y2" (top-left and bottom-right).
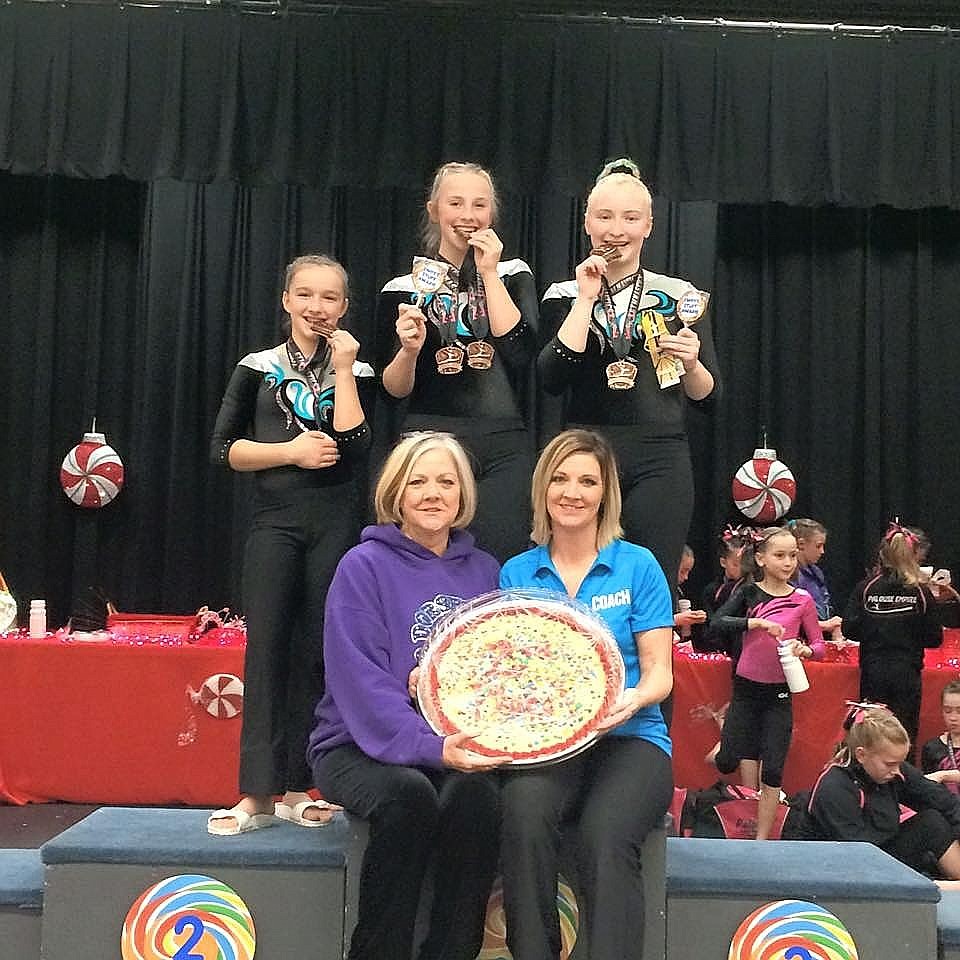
[
  {"x1": 672, "y1": 630, "x2": 960, "y2": 794},
  {"x1": 0, "y1": 635, "x2": 244, "y2": 806}
]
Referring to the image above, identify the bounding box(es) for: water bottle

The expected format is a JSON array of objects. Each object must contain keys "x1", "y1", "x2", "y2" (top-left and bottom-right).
[
  {"x1": 29, "y1": 599, "x2": 47, "y2": 639},
  {"x1": 778, "y1": 640, "x2": 809, "y2": 694},
  {"x1": 677, "y1": 598, "x2": 692, "y2": 638}
]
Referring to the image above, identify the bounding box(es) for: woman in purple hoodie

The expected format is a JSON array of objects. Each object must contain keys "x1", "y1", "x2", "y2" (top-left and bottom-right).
[{"x1": 308, "y1": 431, "x2": 505, "y2": 960}]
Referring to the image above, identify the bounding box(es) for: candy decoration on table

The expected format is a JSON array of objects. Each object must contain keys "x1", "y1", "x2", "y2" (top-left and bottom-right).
[
  {"x1": 0, "y1": 571, "x2": 17, "y2": 633},
  {"x1": 60, "y1": 420, "x2": 125, "y2": 508},
  {"x1": 731, "y1": 447, "x2": 796, "y2": 523},
  {"x1": 197, "y1": 673, "x2": 244, "y2": 719},
  {"x1": 479, "y1": 874, "x2": 578, "y2": 960},
  {"x1": 121, "y1": 874, "x2": 256, "y2": 960},
  {"x1": 728, "y1": 899, "x2": 858, "y2": 960}
]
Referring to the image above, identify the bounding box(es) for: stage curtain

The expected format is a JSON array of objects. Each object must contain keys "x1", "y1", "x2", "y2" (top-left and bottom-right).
[{"x1": 2, "y1": 4, "x2": 960, "y2": 208}]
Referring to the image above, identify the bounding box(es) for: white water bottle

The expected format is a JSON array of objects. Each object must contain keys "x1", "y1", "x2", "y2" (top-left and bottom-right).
[
  {"x1": 778, "y1": 640, "x2": 809, "y2": 693},
  {"x1": 677, "y1": 598, "x2": 692, "y2": 638},
  {"x1": 29, "y1": 599, "x2": 47, "y2": 639}
]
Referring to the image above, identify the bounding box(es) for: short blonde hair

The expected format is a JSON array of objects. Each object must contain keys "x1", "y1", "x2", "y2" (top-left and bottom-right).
[
  {"x1": 530, "y1": 429, "x2": 623, "y2": 549},
  {"x1": 374, "y1": 432, "x2": 478, "y2": 530}
]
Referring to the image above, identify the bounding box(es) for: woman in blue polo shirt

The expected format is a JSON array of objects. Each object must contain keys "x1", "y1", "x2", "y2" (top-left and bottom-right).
[{"x1": 498, "y1": 428, "x2": 674, "y2": 960}]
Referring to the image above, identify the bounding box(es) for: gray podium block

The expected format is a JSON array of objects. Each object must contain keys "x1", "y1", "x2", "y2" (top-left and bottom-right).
[
  {"x1": 0, "y1": 849, "x2": 43, "y2": 959},
  {"x1": 939, "y1": 890, "x2": 960, "y2": 960},
  {"x1": 40, "y1": 807, "x2": 366, "y2": 960},
  {"x1": 666, "y1": 838, "x2": 939, "y2": 960}
]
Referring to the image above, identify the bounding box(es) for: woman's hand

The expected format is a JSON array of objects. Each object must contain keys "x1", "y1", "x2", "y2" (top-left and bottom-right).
[
  {"x1": 407, "y1": 666, "x2": 420, "y2": 701},
  {"x1": 573, "y1": 253, "x2": 609, "y2": 303},
  {"x1": 926, "y1": 769, "x2": 960, "y2": 785},
  {"x1": 658, "y1": 326, "x2": 701, "y2": 372},
  {"x1": 596, "y1": 687, "x2": 645, "y2": 733},
  {"x1": 396, "y1": 304, "x2": 427, "y2": 355},
  {"x1": 328, "y1": 329, "x2": 360, "y2": 372},
  {"x1": 468, "y1": 228, "x2": 503, "y2": 277},
  {"x1": 675, "y1": 609, "x2": 708, "y2": 629},
  {"x1": 287, "y1": 431, "x2": 340, "y2": 469},
  {"x1": 441, "y1": 732, "x2": 507, "y2": 772}
]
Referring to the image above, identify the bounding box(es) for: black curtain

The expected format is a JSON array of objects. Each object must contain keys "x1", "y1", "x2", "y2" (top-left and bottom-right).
[
  {"x1": 3, "y1": 4, "x2": 960, "y2": 208},
  {"x1": 0, "y1": 172, "x2": 715, "y2": 624}
]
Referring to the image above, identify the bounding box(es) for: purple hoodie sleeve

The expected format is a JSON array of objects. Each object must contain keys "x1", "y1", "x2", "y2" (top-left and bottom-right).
[
  {"x1": 800, "y1": 592, "x2": 826, "y2": 660},
  {"x1": 323, "y1": 558, "x2": 446, "y2": 769}
]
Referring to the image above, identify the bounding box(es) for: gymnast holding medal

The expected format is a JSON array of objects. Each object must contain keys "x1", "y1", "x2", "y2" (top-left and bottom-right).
[
  {"x1": 539, "y1": 158, "x2": 722, "y2": 589},
  {"x1": 377, "y1": 162, "x2": 538, "y2": 562}
]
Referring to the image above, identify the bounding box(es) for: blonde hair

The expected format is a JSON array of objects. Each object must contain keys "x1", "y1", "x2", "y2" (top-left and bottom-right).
[
  {"x1": 877, "y1": 527, "x2": 922, "y2": 586},
  {"x1": 373, "y1": 432, "x2": 477, "y2": 530},
  {"x1": 530, "y1": 430, "x2": 623, "y2": 549},
  {"x1": 586, "y1": 160, "x2": 653, "y2": 220},
  {"x1": 788, "y1": 518, "x2": 827, "y2": 542},
  {"x1": 831, "y1": 706, "x2": 909, "y2": 766},
  {"x1": 421, "y1": 162, "x2": 499, "y2": 257},
  {"x1": 283, "y1": 254, "x2": 349, "y2": 299}
]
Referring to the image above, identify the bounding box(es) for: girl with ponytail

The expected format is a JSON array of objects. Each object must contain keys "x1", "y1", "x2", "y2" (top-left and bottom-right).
[
  {"x1": 842, "y1": 522, "x2": 945, "y2": 754},
  {"x1": 805, "y1": 705, "x2": 960, "y2": 880}
]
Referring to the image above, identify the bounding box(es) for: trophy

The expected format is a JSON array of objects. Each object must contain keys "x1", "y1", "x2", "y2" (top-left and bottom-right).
[{"x1": 412, "y1": 257, "x2": 464, "y2": 375}]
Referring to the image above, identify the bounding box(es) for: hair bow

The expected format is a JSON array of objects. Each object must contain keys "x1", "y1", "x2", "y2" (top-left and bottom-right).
[{"x1": 883, "y1": 519, "x2": 918, "y2": 546}]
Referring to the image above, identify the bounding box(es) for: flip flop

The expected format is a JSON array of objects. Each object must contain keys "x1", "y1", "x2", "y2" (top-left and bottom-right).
[
  {"x1": 274, "y1": 799, "x2": 339, "y2": 828},
  {"x1": 207, "y1": 807, "x2": 276, "y2": 836}
]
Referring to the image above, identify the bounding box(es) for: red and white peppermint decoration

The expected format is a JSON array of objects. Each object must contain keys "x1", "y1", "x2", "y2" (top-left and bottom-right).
[
  {"x1": 731, "y1": 447, "x2": 796, "y2": 522},
  {"x1": 198, "y1": 673, "x2": 244, "y2": 719},
  {"x1": 60, "y1": 431, "x2": 124, "y2": 508}
]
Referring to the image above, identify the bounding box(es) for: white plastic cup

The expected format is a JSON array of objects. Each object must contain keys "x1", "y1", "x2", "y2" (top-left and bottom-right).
[{"x1": 677, "y1": 598, "x2": 692, "y2": 638}]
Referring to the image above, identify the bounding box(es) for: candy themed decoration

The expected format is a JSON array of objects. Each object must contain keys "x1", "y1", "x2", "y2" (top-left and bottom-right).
[
  {"x1": 121, "y1": 874, "x2": 256, "y2": 960},
  {"x1": 197, "y1": 674, "x2": 244, "y2": 719},
  {"x1": 479, "y1": 874, "x2": 578, "y2": 960},
  {"x1": 0, "y1": 571, "x2": 16, "y2": 633},
  {"x1": 732, "y1": 447, "x2": 796, "y2": 523},
  {"x1": 728, "y1": 899, "x2": 858, "y2": 960},
  {"x1": 60, "y1": 423, "x2": 124, "y2": 508}
]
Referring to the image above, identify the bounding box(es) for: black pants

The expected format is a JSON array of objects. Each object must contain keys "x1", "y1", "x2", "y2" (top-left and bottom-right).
[
  {"x1": 860, "y1": 663, "x2": 922, "y2": 759},
  {"x1": 500, "y1": 737, "x2": 673, "y2": 960},
  {"x1": 239, "y1": 485, "x2": 359, "y2": 795},
  {"x1": 312, "y1": 744, "x2": 501, "y2": 960},
  {"x1": 402, "y1": 416, "x2": 532, "y2": 562},
  {"x1": 883, "y1": 808, "x2": 955, "y2": 874},
  {"x1": 715, "y1": 676, "x2": 793, "y2": 788}
]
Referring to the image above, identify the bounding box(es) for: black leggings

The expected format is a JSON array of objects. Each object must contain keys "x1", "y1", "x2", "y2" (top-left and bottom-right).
[
  {"x1": 239, "y1": 484, "x2": 359, "y2": 795},
  {"x1": 860, "y1": 664, "x2": 922, "y2": 758},
  {"x1": 882, "y1": 809, "x2": 955, "y2": 875},
  {"x1": 312, "y1": 744, "x2": 501, "y2": 960},
  {"x1": 716, "y1": 676, "x2": 793, "y2": 788}
]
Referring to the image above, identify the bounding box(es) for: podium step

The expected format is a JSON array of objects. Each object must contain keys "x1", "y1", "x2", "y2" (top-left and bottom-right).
[
  {"x1": 666, "y1": 837, "x2": 939, "y2": 959},
  {"x1": 40, "y1": 807, "x2": 365, "y2": 960},
  {"x1": 0, "y1": 848, "x2": 42, "y2": 958}
]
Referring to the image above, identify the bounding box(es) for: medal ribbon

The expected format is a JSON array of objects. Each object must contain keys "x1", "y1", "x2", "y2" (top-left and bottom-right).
[
  {"x1": 595, "y1": 269, "x2": 644, "y2": 360},
  {"x1": 286, "y1": 338, "x2": 331, "y2": 430}
]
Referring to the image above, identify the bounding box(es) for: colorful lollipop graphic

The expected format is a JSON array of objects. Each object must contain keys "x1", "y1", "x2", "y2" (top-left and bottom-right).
[
  {"x1": 121, "y1": 874, "x2": 256, "y2": 960},
  {"x1": 479, "y1": 874, "x2": 578, "y2": 960},
  {"x1": 728, "y1": 899, "x2": 858, "y2": 960}
]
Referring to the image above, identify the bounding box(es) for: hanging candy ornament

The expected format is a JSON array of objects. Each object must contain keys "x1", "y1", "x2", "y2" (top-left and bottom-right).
[
  {"x1": 0, "y1": 571, "x2": 17, "y2": 633},
  {"x1": 60, "y1": 422, "x2": 125, "y2": 508},
  {"x1": 197, "y1": 674, "x2": 244, "y2": 719},
  {"x1": 731, "y1": 447, "x2": 796, "y2": 523}
]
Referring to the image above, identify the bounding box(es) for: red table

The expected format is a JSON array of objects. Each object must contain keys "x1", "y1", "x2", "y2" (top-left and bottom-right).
[
  {"x1": 672, "y1": 631, "x2": 960, "y2": 794},
  {"x1": 0, "y1": 634, "x2": 244, "y2": 806}
]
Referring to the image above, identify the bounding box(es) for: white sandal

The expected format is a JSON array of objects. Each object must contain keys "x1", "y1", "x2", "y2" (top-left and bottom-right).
[{"x1": 207, "y1": 807, "x2": 276, "y2": 836}]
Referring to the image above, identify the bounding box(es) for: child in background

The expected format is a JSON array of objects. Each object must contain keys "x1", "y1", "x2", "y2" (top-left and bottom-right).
[
  {"x1": 675, "y1": 544, "x2": 707, "y2": 641},
  {"x1": 691, "y1": 525, "x2": 752, "y2": 655},
  {"x1": 706, "y1": 526, "x2": 825, "y2": 838},
  {"x1": 804, "y1": 706, "x2": 960, "y2": 882},
  {"x1": 922, "y1": 681, "x2": 960, "y2": 794},
  {"x1": 789, "y1": 518, "x2": 843, "y2": 638},
  {"x1": 843, "y1": 522, "x2": 944, "y2": 753}
]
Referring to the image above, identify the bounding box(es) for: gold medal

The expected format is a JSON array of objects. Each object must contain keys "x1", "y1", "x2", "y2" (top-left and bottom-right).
[
  {"x1": 466, "y1": 340, "x2": 495, "y2": 370},
  {"x1": 605, "y1": 359, "x2": 639, "y2": 390},
  {"x1": 435, "y1": 344, "x2": 465, "y2": 374}
]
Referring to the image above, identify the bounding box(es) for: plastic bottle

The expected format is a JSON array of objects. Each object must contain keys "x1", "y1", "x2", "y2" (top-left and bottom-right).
[
  {"x1": 29, "y1": 599, "x2": 47, "y2": 639},
  {"x1": 778, "y1": 640, "x2": 809, "y2": 693},
  {"x1": 677, "y1": 598, "x2": 692, "y2": 638}
]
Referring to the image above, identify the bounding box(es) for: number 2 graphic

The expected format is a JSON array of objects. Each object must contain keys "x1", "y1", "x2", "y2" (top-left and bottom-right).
[{"x1": 171, "y1": 915, "x2": 205, "y2": 960}]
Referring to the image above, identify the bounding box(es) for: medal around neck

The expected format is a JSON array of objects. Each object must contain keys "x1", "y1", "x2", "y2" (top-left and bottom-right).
[{"x1": 413, "y1": 256, "x2": 465, "y2": 374}]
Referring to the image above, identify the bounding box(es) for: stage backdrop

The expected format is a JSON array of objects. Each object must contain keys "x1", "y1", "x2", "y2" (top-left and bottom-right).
[{"x1": 1, "y1": 4, "x2": 960, "y2": 625}]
